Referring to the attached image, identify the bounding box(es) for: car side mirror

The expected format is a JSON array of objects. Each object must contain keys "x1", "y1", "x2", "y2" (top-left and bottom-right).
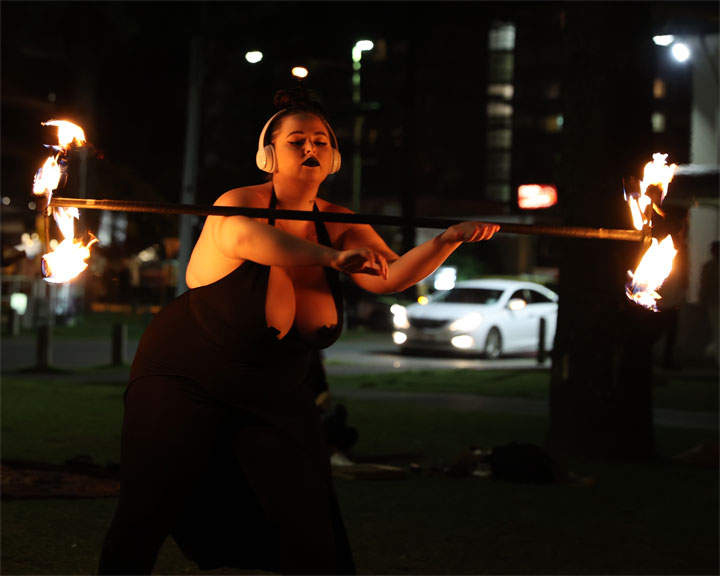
[{"x1": 508, "y1": 298, "x2": 527, "y2": 311}]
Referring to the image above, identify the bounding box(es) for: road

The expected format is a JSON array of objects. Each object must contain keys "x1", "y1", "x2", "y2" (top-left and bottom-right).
[
  {"x1": 0, "y1": 330, "x2": 550, "y2": 374},
  {"x1": 2, "y1": 329, "x2": 717, "y2": 431}
]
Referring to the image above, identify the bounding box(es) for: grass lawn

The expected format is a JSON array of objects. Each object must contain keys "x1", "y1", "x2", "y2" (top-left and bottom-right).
[{"x1": 1, "y1": 369, "x2": 718, "y2": 575}]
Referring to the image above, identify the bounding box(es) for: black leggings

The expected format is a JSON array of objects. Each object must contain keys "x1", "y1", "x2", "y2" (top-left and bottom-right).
[{"x1": 98, "y1": 375, "x2": 354, "y2": 575}]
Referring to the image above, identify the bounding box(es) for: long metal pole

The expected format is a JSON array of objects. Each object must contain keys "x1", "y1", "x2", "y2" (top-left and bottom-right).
[{"x1": 49, "y1": 196, "x2": 645, "y2": 242}]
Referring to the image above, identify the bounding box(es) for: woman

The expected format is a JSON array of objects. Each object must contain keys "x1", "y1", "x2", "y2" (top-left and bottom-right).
[{"x1": 98, "y1": 88, "x2": 498, "y2": 575}]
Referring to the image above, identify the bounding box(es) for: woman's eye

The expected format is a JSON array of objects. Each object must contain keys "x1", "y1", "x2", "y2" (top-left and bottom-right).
[{"x1": 288, "y1": 140, "x2": 304, "y2": 147}]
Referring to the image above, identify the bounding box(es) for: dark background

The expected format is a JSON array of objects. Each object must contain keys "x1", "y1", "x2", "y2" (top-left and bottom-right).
[{"x1": 1, "y1": 1, "x2": 717, "y2": 287}]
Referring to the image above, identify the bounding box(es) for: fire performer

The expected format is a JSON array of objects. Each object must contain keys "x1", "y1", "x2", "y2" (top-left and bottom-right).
[{"x1": 98, "y1": 87, "x2": 498, "y2": 575}]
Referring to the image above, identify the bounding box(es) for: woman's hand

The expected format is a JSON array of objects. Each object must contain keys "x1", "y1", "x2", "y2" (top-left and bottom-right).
[
  {"x1": 331, "y1": 248, "x2": 389, "y2": 279},
  {"x1": 439, "y1": 222, "x2": 500, "y2": 244}
]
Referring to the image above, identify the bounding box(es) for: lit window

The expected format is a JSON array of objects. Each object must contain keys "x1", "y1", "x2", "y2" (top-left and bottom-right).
[
  {"x1": 487, "y1": 129, "x2": 512, "y2": 149},
  {"x1": 543, "y1": 114, "x2": 564, "y2": 133},
  {"x1": 489, "y1": 53, "x2": 514, "y2": 83},
  {"x1": 487, "y1": 83, "x2": 514, "y2": 100},
  {"x1": 651, "y1": 112, "x2": 666, "y2": 133},
  {"x1": 486, "y1": 183, "x2": 511, "y2": 202},
  {"x1": 488, "y1": 22, "x2": 516, "y2": 51},
  {"x1": 487, "y1": 102, "x2": 513, "y2": 118},
  {"x1": 653, "y1": 78, "x2": 666, "y2": 99}
]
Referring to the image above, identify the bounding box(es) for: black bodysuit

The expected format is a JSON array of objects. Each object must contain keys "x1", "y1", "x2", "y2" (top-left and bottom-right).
[{"x1": 98, "y1": 192, "x2": 354, "y2": 575}]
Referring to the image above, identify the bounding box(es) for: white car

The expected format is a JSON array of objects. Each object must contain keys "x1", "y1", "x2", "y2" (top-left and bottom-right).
[{"x1": 391, "y1": 279, "x2": 559, "y2": 358}]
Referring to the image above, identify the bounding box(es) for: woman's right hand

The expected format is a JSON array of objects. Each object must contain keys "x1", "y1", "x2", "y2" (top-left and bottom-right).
[
  {"x1": 331, "y1": 248, "x2": 389, "y2": 279},
  {"x1": 439, "y1": 221, "x2": 500, "y2": 244}
]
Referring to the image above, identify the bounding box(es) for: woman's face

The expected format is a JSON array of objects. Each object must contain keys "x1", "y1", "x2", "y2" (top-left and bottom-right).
[{"x1": 272, "y1": 113, "x2": 334, "y2": 181}]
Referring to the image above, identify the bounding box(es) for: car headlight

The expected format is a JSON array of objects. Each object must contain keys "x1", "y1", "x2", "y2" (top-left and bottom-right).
[
  {"x1": 448, "y1": 312, "x2": 483, "y2": 332},
  {"x1": 392, "y1": 331, "x2": 408, "y2": 344},
  {"x1": 390, "y1": 304, "x2": 410, "y2": 329}
]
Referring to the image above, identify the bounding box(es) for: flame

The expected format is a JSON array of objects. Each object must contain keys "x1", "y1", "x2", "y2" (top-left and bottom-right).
[
  {"x1": 625, "y1": 153, "x2": 677, "y2": 231},
  {"x1": 33, "y1": 120, "x2": 87, "y2": 204},
  {"x1": 43, "y1": 119, "x2": 86, "y2": 149},
  {"x1": 626, "y1": 235, "x2": 677, "y2": 311},
  {"x1": 33, "y1": 155, "x2": 62, "y2": 196},
  {"x1": 32, "y1": 120, "x2": 98, "y2": 283},
  {"x1": 41, "y1": 207, "x2": 98, "y2": 284},
  {"x1": 625, "y1": 153, "x2": 679, "y2": 311}
]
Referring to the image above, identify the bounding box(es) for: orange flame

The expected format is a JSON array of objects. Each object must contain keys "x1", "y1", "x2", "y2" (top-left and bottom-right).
[
  {"x1": 33, "y1": 120, "x2": 97, "y2": 283},
  {"x1": 41, "y1": 208, "x2": 98, "y2": 283},
  {"x1": 33, "y1": 155, "x2": 62, "y2": 197},
  {"x1": 625, "y1": 153, "x2": 679, "y2": 311},
  {"x1": 625, "y1": 153, "x2": 677, "y2": 231},
  {"x1": 33, "y1": 120, "x2": 87, "y2": 204},
  {"x1": 626, "y1": 235, "x2": 677, "y2": 311}
]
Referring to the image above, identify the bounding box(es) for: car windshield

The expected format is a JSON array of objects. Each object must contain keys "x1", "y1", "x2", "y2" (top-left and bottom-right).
[{"x1": 432, "y1": 288, "x2": 504, "y2": 305}]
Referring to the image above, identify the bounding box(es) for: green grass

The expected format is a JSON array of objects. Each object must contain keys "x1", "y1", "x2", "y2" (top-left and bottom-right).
[
  {"x1": 13, "y1": 311, "x2": 152, "y2": 341},
  {"x1": 1, "y1": 371, "x2": 718, "y2": 575},
  {"x1": 1, "y1": 377, "x2": 125, "y2": 466},
  {"x1": 327, "y1": 368, "x2": 720, "y2": 412}
]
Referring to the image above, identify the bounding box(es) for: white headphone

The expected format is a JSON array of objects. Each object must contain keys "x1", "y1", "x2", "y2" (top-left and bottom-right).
[{"x1": 256, "y1": 109, "x2": 342, "y2": 174}]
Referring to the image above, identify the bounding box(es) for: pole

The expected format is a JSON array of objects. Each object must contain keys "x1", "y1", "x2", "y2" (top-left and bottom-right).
[
  {"x1": 49, "y1": 196, "x2": 645, "y2": 242},
  {"x1": 176, "y1": 35, "x2": 205, "y2": 296}
]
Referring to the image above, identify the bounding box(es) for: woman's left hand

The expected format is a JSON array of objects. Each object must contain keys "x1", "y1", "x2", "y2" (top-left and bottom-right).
[
  {"x1": 440, "y1": 222, "x2": 500, "y2": 244},
  {"x1": 332, "y1": 248, "x2": 389, "y2": 279}
]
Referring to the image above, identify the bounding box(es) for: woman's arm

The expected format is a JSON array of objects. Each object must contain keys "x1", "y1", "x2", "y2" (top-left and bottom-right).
[
  {"x1": 212, "y1": 214, "x2": 389, "y2": 277},
  {"x1": 339, "y1": 221, "x2": 499, "y2": 294}
]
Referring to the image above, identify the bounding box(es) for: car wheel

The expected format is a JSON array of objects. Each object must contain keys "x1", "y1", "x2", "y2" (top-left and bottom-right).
[{"x1": 484, "y1": 328, "x2": 502, "y2": 359}]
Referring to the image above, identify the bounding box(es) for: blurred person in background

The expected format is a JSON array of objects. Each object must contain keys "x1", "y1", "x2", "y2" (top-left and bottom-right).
[{"x1": 699, "y1": 240, "x2": 719, "y2": 366}]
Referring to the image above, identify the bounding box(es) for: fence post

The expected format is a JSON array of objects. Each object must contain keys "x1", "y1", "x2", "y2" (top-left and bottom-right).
[
  {"x1": 537, "y1": 317, "x2": 547, "y2": 364},
  {"x1": 112, "y1": 323, "x2": 127, "y2": 366}
]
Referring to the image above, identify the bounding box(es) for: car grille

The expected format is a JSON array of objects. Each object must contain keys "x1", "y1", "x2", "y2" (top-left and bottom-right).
[{"x1": 409, "y1": 317, "x2": 448, "y2": 329}]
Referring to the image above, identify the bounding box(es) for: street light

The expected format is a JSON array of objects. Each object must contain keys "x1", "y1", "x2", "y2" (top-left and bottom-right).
[
  {"x1": 352, "y1": 40, "x2": 374, "y2": 211},
  {"x1": 291, "y1": 66, "x2": 309, "y2": 79},
  {"x1": 671, "y1": 42, "x2": 691, "y2": 63},
  {"x1": 352, "y1": 40, "x2": 374, "y2": 104}
]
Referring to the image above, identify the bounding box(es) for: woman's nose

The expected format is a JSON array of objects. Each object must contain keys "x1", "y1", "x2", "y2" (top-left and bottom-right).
[{"x1": 304, "y1": 141, "x2": 316, "y2": 154}]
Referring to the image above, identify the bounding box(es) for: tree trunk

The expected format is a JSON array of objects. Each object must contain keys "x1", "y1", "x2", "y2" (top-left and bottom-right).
[{"x1": 547, "y1": 3, "x2": 660, "y2": 460}]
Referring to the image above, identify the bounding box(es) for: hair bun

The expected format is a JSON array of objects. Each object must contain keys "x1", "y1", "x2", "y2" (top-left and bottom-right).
[{"x1": 272, "y1": 87, "x2": 327, "y2": 117}]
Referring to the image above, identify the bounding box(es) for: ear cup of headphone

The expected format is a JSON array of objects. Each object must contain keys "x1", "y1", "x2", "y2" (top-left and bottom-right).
[
  {"x1": 329, "y1": 149, "x2": 341, "y2": 174},
  {"x1": 256, "y1": 144, "x2": 277, "y2": 173}
]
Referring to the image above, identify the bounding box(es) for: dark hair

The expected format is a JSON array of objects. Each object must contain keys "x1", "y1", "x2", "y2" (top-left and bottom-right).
[
  {"x1": 272, "y1": 86, "x2": 327, "y2": 117},
  {"x1": 264, "y1": 87, "x2": 332, "y2": 146}
]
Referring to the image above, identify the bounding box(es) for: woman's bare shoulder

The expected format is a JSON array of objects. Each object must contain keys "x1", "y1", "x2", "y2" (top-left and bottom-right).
[
  {"x1": 214, "y1": 182, "x2": 272, "y2": 207},
  {"x1": 315, "y1": 197, "x2": 352, "y2": 214}
]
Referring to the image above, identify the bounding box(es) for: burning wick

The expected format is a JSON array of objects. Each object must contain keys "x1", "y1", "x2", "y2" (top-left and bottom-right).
[
  {"x1": 41, "y1": 207, "x2": 98, "y2": 283},
  {"x1": 626, "y1": 235, "x2": 677, "y2": 311},
  {"x1": 32, "y1": 120, "x2": 97, "y2": 283},
  {"x1": 625, "y1": 153, "x2": 678, "y2": 311},
  {"x1": 624, "y1": 153, "x2": 677, "y2": 231},
  {"x1": 33, "y1": 120, "x2": 86, "y2": 206}
]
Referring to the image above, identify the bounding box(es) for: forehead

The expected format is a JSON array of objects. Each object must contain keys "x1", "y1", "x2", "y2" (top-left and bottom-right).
[{"x1": 277, "y1": 113, "x2": 329, "y2": 136}]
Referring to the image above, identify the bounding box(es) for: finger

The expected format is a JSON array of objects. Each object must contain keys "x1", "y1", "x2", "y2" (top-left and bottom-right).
[
  {"x1": 371, "y1": 252, "x2": 386, "y2": 279},
  {"x1": 378, "y1": 253, "x2": 388, "y2": 280},
  {"x1": 465, "y1": 227, "x2": 480, "y2": 242}
]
